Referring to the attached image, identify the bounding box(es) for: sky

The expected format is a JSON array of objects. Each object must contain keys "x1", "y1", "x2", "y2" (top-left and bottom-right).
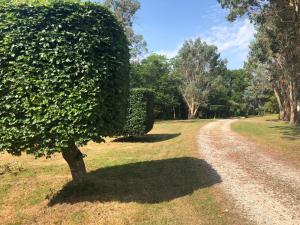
[{"x1": 131, "y1": 0, "x2": 256, "y2": 69}]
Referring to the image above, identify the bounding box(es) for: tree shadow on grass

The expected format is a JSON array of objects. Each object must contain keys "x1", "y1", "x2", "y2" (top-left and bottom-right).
[
  {"x1": 48, "y1": 157, "x2": 221, "y2": 206},
  {"x1": 112, "y1": 133, "x2": 181, "y2": 143},
  {"x1": 270, "y1": 125, "x2": 300, "y2": 141}
]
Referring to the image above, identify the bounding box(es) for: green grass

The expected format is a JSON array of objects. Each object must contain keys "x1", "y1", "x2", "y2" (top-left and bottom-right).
[
  {"x1": 0, "y1": 120, "x2": 244, "y2": 225},
  {"x1": 232, "y1": 115, "x2": 300, "y2": 166}
]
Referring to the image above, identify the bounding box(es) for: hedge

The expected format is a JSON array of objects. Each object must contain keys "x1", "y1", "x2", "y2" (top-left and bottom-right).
[
  {"x1": 123, "y1": 88, "x2": 154, "y2": 136},
  {"x1": 0, "y1": 2, "x2": 130, "y2": 157}
]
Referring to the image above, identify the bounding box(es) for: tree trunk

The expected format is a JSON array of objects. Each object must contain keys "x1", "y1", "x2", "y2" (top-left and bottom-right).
[
  {"x1": 289, "y1": 80, "x2": 298, "y2": 125},
  {"x1": 273, "y1": 88, "x2": 284, "y2": 120},
  {"x1": 273, "y1": 85, "x2": 291, "y2": 121},
  {"x1": 188, "y1": 105, "x2": 199, "y2": 119},
  {"x1": 282, "y1": 98, "x2": 291, "y2": 121},
  {"x1": 173, "y1": 106, "x2": 176, "y2": 120},
  {"x1": 188, "y1": 113, "x2": 196, "y2": 119},
  {"x1": 62, "y1": 142, "x2": 87, "y2": 182}
]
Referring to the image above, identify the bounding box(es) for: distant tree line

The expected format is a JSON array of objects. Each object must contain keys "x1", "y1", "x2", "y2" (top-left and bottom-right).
[{"x1": 130, "y1": 50, "x2": 277, "y2": 120}]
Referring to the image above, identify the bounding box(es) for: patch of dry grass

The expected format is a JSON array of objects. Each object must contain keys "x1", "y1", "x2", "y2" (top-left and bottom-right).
[
  {"x1": 0, "y1": 120, "x2": 242, "y2": 225},
  {"x1": 232, "y1": 115, "x2": 300, "y2": 167}
]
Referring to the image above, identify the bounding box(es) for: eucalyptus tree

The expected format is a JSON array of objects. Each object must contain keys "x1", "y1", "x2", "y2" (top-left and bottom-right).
[
  {"x1": 219, "y1": 0, "x2": 300, "y2": 124},
  {"x1": 104, "y1": 0, "x2": 147, "y2": 60},
  {"x1": 174, "y1": 38, "x2": 227, "y2": 119},
  {"x1": 246, "y1": 26, "x2": 291, "y2": 121}
]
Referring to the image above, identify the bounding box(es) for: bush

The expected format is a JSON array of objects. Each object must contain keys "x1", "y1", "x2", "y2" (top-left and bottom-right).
[
  {"x1": 0, "y1": 2, "x2": 129, "y2": 180},
  {"x1": 123, "y1": 88, "x2": 154, "y2": 136}
]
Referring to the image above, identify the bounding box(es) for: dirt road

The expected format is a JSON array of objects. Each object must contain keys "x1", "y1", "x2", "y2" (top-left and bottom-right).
[{"x1": 198, "y1": 119, "x2": 300, "y2": 225}]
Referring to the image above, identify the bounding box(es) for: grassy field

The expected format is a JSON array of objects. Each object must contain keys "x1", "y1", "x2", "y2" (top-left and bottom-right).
[
  {"x1": 232, "y1": 115, "x2": 300, "y2": 167},
  {"x1": 0, "y1": 120, "x2": 242, "y2": 225}
]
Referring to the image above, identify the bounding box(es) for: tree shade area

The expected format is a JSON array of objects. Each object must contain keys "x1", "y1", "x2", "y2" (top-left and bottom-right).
[{"x1": 0, "y1": 1, "x2": 129, "y2": 181}]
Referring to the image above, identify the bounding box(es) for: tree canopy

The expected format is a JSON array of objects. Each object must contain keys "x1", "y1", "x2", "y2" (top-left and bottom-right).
[
  {"x1": 0, "y1": 1, "x2": 129, "y2": 181},
  {"x1": 219, "y1": 0, "x2": 300, "y2": 124},
  {"x1": 174, "y1": 38, "x2": 227, "y2": 119},
  {"x1": 104, "y1": 0, "x2": 147, "y2": 61}
]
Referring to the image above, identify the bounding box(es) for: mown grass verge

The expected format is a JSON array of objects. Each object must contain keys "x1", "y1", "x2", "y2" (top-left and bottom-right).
[
  {"x1": 0, "y1": 120, "x2": 243, "y2": 225},
  {"x1": 232, "y1": 115, "x2": 300, "y2": 167}
]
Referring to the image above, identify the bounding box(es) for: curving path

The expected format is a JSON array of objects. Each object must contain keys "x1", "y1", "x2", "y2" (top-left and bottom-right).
[{"x1": 198, "y1": 119, "x2": 300, "y2": 225}]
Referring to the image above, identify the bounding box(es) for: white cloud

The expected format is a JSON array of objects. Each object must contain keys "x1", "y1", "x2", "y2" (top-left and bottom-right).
[
  {"x1": 202, "y1": 19, "x2": 256, "y2": 68},
  {"x1": 203, "y1": 19, "x2": 255, "y2": 52},
  {"x1": 155, "y1": 19, "x2": 255, "y2": 69}
]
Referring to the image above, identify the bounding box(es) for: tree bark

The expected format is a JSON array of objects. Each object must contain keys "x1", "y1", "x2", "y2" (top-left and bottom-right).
[
  {"x1": 273, "y1": 87, "x2": 284, "y2": 120},
  {"x1": 282, "y1": 98, "x2": 291, "y2": 121},
  {"x1": 173, "y1": 106, "x2": 176, "y2": 120},
  {"x1": 188, "y1": 106, "x2": 199, "y2": 119},
  {"x1": 289, "y1": 80, "x2": 298, "y2": 125},
  {"x1": 62, "y1": 142, "x2": 87, "y2": 182},
  {"x1": 274, "y1": 87, "x2": 291, "y2": 121}
]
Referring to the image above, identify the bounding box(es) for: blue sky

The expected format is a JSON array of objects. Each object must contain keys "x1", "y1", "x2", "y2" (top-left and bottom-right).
[
  {"x1": 98, "y1": 0, "x2": 256, "y2": 69},
  {"x1": 132, "y1": 0, "x2": 255, "y2": 69}
]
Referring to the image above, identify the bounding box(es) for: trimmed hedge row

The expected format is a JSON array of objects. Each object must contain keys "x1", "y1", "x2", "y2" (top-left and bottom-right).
[
  {"x1": 0, "y1": 2, "x2": 129, "y2": 157},
  {"x1": 123, "y1": 88, "x2": 154, "y2": 136}
]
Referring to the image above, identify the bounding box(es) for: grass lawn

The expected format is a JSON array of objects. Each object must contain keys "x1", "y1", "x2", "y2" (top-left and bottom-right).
[
  {"x1": 232, "y1": 115, "x2": 300, "y2": 167},
  {"x1": 0, "y1": 120, "x2": 242, "y2": 225}
]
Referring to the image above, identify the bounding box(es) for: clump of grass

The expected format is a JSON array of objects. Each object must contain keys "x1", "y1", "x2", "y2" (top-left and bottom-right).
[{"x1": 0, "y1": 162, "x2": 25, "y2": 176}]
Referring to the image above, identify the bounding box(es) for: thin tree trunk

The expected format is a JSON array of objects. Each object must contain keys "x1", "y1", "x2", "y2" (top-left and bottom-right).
[
  {"x1": 188, "y1": 108, "x2": 195, "y2": 119},
  {"x1": 173, "y1": 106, "x2": 176, "y2": 120},
  {"x1": 62, "y1": 142, "x2": 87, "y2": 182},
  {"x1": 189, "y1": 106, "x2": 199, "y2": 119},
  {"x1": 273, "y1": 87, "x2": 284, "y2": 120},
  {"x1": 289, "y1": 80, "x2": 298, "y2": 125},
  {"x1": 283, "y1": 98, "x2": 291, "y2": 121}
]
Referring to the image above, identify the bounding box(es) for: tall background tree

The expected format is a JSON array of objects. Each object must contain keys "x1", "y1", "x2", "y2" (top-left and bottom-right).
[
  {"x1": 218, "y1": 0, "x2": 300, "y2": 124},
  {"x1": 104, "y1": 0, "x2": 147, "y2": 61},
  {"x1": 174, "y1": 39, "x2": 227, "y2": 119}
]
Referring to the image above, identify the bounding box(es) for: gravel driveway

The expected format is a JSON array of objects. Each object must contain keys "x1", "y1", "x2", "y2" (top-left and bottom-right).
[{"x1": 198, "y1": 119, "x2": 300, "y2": 225}]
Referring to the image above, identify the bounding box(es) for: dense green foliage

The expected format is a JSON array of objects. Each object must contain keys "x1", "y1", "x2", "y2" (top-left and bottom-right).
[
  {"x1": 123, "y1": 88, "x2": 154, "y2": 136},
  {"x1": 0, "y1": 0, "x2": 79, "y2": 5},
  {"x1": 130, "y1": 54, "x2": 183, "y2": 119},
  {"x1": 0, "y1": 2, "x2": 129, "y2": 157},
  {"x1": 224, "y1": 69, "x2": 249, "y2": 116},
  {"x1": 131, "y1": 53, "x2": 277, "y2": 119}
]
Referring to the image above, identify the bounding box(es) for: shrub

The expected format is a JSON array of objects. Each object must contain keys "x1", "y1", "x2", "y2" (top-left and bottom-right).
[
  {"x1": 123, "y1": 88, "x2": 154, "y2": 136},
  {"x1": 0, "y1": 2, "x2": 129, "y2": 181}
]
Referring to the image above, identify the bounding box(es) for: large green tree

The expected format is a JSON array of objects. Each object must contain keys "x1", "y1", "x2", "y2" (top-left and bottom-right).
[
  {"x1": 131, "y1": 54, "x2": 182, "y2": 119},
  {"x1": 104, "y1": 0, "x2": 147, "y2": 61},
  {"x1": 243, "y1": 64, "x2": 275, "y2": 115},
  {"x1": 224, "y1": 69, "x2": 249, "y2": 116},
  {"x1": 246, "y1": 26, "x2": 291, "y2": 120},
  {"x1": 0, "y1": 2, "x2": 129, "y2": 182},
  {"x1": 174, "y1": 38, "x2": 227, "y2": 119}
]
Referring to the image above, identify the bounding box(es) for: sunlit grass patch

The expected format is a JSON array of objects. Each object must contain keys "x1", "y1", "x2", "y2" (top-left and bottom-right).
[
  {"x1": 0, "y1": 120, "x2": 243, "y2": 225},
  {"x1": 232, "y1": 115, "x2": 300, "y2": 166}
]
